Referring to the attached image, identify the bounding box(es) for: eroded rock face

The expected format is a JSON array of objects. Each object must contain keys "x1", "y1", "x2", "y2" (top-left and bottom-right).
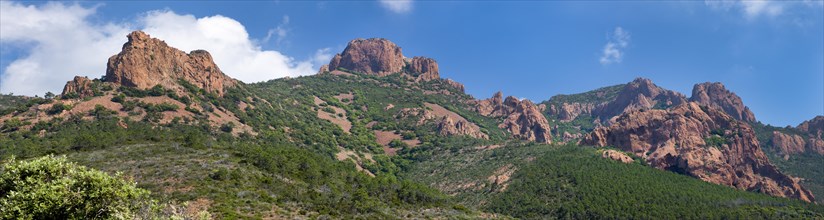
[
  {"x1": 772, "y1": 131, "x2": 807, "y2": 155},
  {"x1": 61, "y1": 76, "x2": 95, "y2": 99},
  {"x1": 328, "y1": 38, "x2": 405, "y2": 76},
  {"x1": 104, "y1": 31, "x2": 236, "y2": 96},
  {"x1": 551, "y1": 102, "x2": 597, "y2": 122},
  {"x1": 690, "y1": 82, "x2": 756, "y2": 122},
  {"x1": 444, "y1": 79, "x2": 465, "y2": 92},
  {"x1": 408, "y1": 56, "x2": 439, "y2": 81},
  {"x1": 593, "y1": 78, "x2": 687, "y2": 123},
  {"x1": 798, "y1": 116, "x2": 824, "y2": 138},
  {"x1": 580, "y1": 103, "x2": 815, "y2": 202},
  {"x1": 476, "y1": 92, "x2": 552, "y2": 143},
  {"x1": 602, "y1": 150, "x2": 634, "y2": 164},
  {"x1": 437, "y1": 116, "x2": 488, "y2": 139}
]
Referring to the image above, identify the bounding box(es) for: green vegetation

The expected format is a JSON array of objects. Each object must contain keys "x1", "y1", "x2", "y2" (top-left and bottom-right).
[
  {"x1": 0, "y1": 155, "x2": 155, "y2": 219},
  {"x1": 751, "y1": 121, "x2": 824, "y2": 204}
]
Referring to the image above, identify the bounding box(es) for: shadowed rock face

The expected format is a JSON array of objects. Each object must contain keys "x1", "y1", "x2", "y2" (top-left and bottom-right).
[
  {"x1": 61, "y1": 76, "x2": 94, "y2": 99},
  {"x1": 798, "y1": 116, "x2": 824, "y2": 139},
  {"x1": 580, "y1": 103, "x2": 815, "y2": 202},
  {"x1": 476, "y1": 92, "x2": 552, "y2": 143},
  {"x1": 770, "y1": 116, "x2": 824, "y2": 156},
  {"x1": 104, "y1": 31, "x2": 236, "y2": 96},
  {"x1": 690, "y1": 82, "x2": 756, "y2": 122},
  {"x1": 407, "y1": 56, "x2": 439, "y2": 81},
  {"x1": 593, "y1": 78, "x2": 688, "y2": 123},
  {"x1": 772, "y1": 131, "x2": 807, "y2": 155}
]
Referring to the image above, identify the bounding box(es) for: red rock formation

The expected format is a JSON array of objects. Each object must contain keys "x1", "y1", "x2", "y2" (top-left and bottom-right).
[
  {"x1": 475, "y1": 92, "x2": 552, "y2": 143},
  {"x1": 771, "y1": 131, "x2": 807, "y2": 155},
  {"x1": 807, "y1": 138, "x2": 824, "y2": 155},
  {"x1": 437, "y1": 116, "x2": 488, "y2": 139},
  {"x1": 690, "y1": 82, "x2": 756, "y2": 122},
  {"x1": 408, "y1": 56, "x2": 439, "y2": 81},
  {"x1": 593, "y1": 78, "x2": 687, "y2": 123},
  {"x1": 798, "y1": 116, "x2": 824, "y2": 138},
  {"x1": 602, "y1": 150, "x2": 634, "y2": 164},
  {"x1": 104, "y1": 31, "x2": 236, "y2": 96},
  {"x1": 443, "y1": 79, "x2": 465, "y2": 92},
  {"x1": 61, "y1": 76, "x2": 95, "y2": 99},
  {"x1": 328, "y1": 38, "x2": 405, "y2": 76},
  {"x1": 580, "y1": 103, "x2": 815, "y2": 202},
  {"x1": 550, "y1": 102, "x2": 597, "y2": 122}
]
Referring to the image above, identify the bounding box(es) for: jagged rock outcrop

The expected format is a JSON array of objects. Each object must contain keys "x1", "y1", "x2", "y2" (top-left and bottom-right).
[
  {"x1": 593, "y1": 78, "x2": 687, "y2": 123},
  {"x1": 104, "y1": 31, "x2": 236, "y2": 96},
  {"x1": 475, "y1": 92, "x2": 552, "y2": 143},
  {"x1": 328, "y1": 38, "x2": 405, "y2": 76},
  {"x1": 61, "y1": 76, "x2": 95, "y2": 99},
  {"x1": 771, "y1": 131, "x2": 807, "y2": 155},
  {"x1": 444, "y1": 79, "x2": 465, "y2": 92},
  {"x1": 327, "y1": 38, "x2": 443, "y2": 82},
  {"x1": 690, "y1": 82, "x2": 756, "y2": 122},
  {"x1": 437, "y1": 116, "x2": 488, "y2": 139},
  {"x1": 407, "y1": 56, "x2": 439, "y2": 81},
  {"x1": 798, "y1": 116, "x2": 824, "y2": 138},
  {"x1": 549, "y1": 102, "x2": 597, "y2": 122},
  {"x1": 807, "y1": 138, "x2": 824, "y2": 155},
  {"x1": 602, "y1": 150, "x2": 634, "y2": 164},
  {"x1": 580, "y1": 103, "x2": 815, "y2": 202}
]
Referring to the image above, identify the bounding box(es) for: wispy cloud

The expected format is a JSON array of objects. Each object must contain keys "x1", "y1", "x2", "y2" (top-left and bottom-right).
[
  {"x1": 0, "y1": 1, "x2": 331, "y2": 96},
  {"x1": 704, "y1": 0, "x2": 824, "y2": 19},
  {"x1": 263, "y1": 15, "x2": 290, "y2": 47},
  {"x1": 599, "y1": 27, "x2": 631, "y2": 65},
  {"x1": 379, "y1": 0, "x2": 413, "y2": 14}
]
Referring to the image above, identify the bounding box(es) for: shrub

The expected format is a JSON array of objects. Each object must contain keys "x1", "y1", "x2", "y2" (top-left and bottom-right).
[
  {"x1": 47, "y1": 103, "x2": 71, "y2": 115},
  {"x1": 0, "y1": 155, "x2": 156, "y2": 219}
]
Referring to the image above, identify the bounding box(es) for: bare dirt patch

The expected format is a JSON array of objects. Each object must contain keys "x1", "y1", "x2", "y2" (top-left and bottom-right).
[
  {"x1": 330, "y1": 70, "x2": 355, "y2": 76},
  {"x1": 334, "y1": 92, "x2": 354, "y2": 105},
  {"x1": 313, "y1": 96, "x2": 351, "y2": 133},
  {"x1": 335, "y1": 147, "x2": 375, "y2": 177},
  {"x1": 373, "y1": 130, "x2": 420, "y2": 156},
  {"x1": 474, "y1": 145, "x2": 503, "y2": 151},
  {"x1": 487, "y1": 164, "x2": 517, "y2": 192}
]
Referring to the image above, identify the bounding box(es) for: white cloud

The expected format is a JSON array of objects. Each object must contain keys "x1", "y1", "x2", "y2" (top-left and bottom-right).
[
  {"x1": 704, "y1": 0, "x2": 786, "y2": 19},
  {"x1": 599, "y1": 27, "x2": 631, "y2": 65},
  {"x1": 379, "y1": 0, "x2": 413, "y2": 14},
  {"x1": 0, "y1": 1, "x2": 330, "y2": 96}
]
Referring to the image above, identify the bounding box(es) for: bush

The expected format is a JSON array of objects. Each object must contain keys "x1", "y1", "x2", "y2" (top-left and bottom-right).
[
  {"x1": 47, "y1": 103, "x2": 72, "y2": 115},
  {"x1": 0, "y1": 155, "x2": 156, "y2": 219}
]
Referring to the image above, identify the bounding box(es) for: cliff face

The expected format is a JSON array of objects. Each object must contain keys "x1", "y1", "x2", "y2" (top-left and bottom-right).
[
  {"x1": 61, "y1": 76, "x2": 95, "y2": 99},
  {"x1": 690, "y1": 82, "x2": 756, "y2": 122},
  {"x1": 581, "y1": 103, "x2": 815, "y2": 202},
  {"x1": 327, "y1": 38, "x2": 445, "y2": 82},
  {"x1": 592, "y1": 78, "x2": 688, "y2": 124},
  {"x1": 476, "y1": 92, "x2": 552, "y2": 143},
  {"x1": 103, "y1": 31, "x2": 236, "y2": 96}
]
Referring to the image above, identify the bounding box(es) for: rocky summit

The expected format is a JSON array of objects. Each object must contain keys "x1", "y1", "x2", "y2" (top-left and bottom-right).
[
  {"x1": 475, "y1": 92, "x2": 552, "y2": 143},
  {"x1": 581, "y1": 102, "x2": 815, "y2": 202},
  {"x1": 103, "y1": 31, "x2": 236, "y2": 96},
  {"x1": 690, "y1": 82, "x2": 756, "y2": 122},
  {"x1": 327, "y1": 38, "x2": 440, "y2": 81}
]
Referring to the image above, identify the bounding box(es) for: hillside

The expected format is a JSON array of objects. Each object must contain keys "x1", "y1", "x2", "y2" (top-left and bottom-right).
[{"x1": 1, "y1": 31, "x2": 823, "y2": 218}]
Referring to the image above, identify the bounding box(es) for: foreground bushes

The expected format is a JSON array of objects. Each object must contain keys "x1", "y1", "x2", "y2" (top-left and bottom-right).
[{"x1": 0, "y1": 155, "x2": 155, "y2": 219}]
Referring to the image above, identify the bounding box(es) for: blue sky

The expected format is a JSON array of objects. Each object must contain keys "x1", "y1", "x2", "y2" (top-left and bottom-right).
[{"x1": 0, "y1": 1, "x2": 822, "y2": 126}]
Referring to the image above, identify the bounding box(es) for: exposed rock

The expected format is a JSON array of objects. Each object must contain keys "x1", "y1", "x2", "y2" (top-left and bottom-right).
[
  {"x1": 593, "y1": 78, "x2": 687, "y2": 123},
  {"x1": 602, "y1": 150, "x2": 634, "y2": 164},
  {"x1": 474, "y1": 92, "x2": 552, "y2": 143},
  {"x1": 807, "y1": 138, "x2": 824, "y2": 155},
  {"x1": 444, "y1": 79, "x2": 465, "y2": 92},
  {"x1": 580, "y1": 102, "x2": 815, "y2": 202},
  {"x1": 104, "y1": 31, "x2": 236, "y2": 96},
  {"x1": 328, "y1": 38, "x2": 405, "y2": 76},
  {"x1": 61, "y1": 76, "x2": 95, "y2": 99},
  {"x1": 798, "y1": 116, "x2": 824, "y2": 139},
  {"x1": 771, "y1": 131, "x2": 807, "y2": 155},
  {"x1": 317, "y1": 64, "x2": 330, "y2": 74},
  {"x1": 553, "y1": 102, "x2": 597, "y2": 122},
  {"x1": 407, "y1": 56, "x2": 439, "y2": 81},
  {"x1": 690, "y1": 82, "x2": 756, "y2": 122},
  {"x1": 561, "y1": 131, "x2": 583, "y2": 142},
  {"x1": 437, "y1": 116, "x2": 488, "y2": 139}
]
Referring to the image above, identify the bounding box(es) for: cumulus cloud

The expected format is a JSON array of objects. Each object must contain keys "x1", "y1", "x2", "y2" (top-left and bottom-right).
[
  {"x1": 599, "y1": 27, "x2": 630, "y2": 65},
  {"x1": 379, "y1": 0, "x2": 413, "y2": 14},
  {"x1": 0, "y1": 1, "x2": 330, "y2": 96}
]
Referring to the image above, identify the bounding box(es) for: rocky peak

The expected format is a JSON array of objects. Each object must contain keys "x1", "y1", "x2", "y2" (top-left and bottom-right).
[
  {"x1": 581, "y1": 102, "x2": 815, "y2": 202},
  {"x1": 475, "y1": 92, "x2": 552, "y2": 143},
  {"x1": 690, "y1": 82, "x2": 756, "y2": 122},
  {"x1": 593, "y1": 78, "x2": 687, "y2": 124},
  {"x1": 61, "y1": 76, "x2": 94, "y2": 99},
  {"x1": 327, "y1": 38, "x2": 442, "y2": 82},
  {"x1": 798, "y1": 116, "x2": 824, "y2": 138},
  {"x1": 104, "y1": 31, "x2": 236, "y2": 96},
  {"x1": 328, "y1": 38, "x2": 405, "y2": 76}
]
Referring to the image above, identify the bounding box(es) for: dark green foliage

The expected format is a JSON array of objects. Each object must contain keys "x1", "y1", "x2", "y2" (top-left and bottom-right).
[
  {"x1": 47, "y1": 103, "x2": 72, "y2": 115},
  {"x1": 704, "y1": 135, "x2": 726, "y2": 148},
  {"x1": 486, "y1": 145, "x2": 824, "y2": 219}
]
